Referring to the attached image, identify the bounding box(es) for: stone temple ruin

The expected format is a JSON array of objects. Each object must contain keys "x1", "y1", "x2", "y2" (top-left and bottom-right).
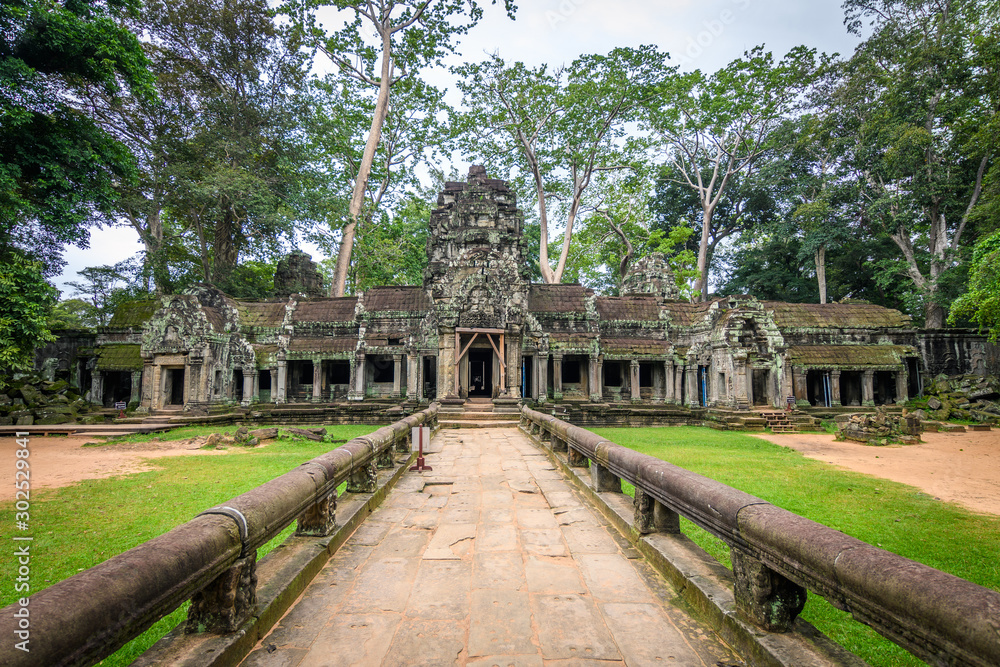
[{"x1": 37, "y1": 167, "x2": 998, "y2": 424}]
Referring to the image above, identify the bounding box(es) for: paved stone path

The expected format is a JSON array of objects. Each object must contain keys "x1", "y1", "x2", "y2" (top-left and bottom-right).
[{"x1": 242, "y1": 428, "x2": 739, "y2": 667}]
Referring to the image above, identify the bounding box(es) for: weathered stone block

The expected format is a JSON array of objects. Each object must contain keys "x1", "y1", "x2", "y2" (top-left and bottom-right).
[
  {"x1": 186, "y1": 551, "x2": 258, "y2": 634},
  {"x1": 731, "y1": 548, "x2": 806, "y2": 633}
]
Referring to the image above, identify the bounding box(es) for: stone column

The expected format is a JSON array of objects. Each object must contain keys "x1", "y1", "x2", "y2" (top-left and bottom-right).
[
  {"x1": 895, "y1": 368, "x2": 908, "y2": 404},
  {"x1": 830, "y1": 370, "x2": 842, "y2": 407},
  {"x1": 269, "y1": 369, "x2": 278, "y2": 404},
  {"x1": 91, "y1": 372, "x2": 103, "y2": 406},
  {"x1": 674, "y1": 364, "x2": 684, "y2": 405},
  {"x1": 862, "y1": 370, "x2": 875, "y2": 406},
  {"x1": 552, "y1": 353, "x2": 563, "y2": 401},
  {"x1": 537, "y1": 353, "x2": 549, "y2": 403},
  {"x1": 664, "y1": 361, "x2": 675, "y2": 404},
  {"x1": 130, "y1": 370, "x2": 142, "y2": 406},
  {"x1": 407, "y1": 354, "x2": 419, "y2": 400},
  {"x1": 630, "y1": 359, "x2": 641, "y2": 404},
  {"x1": 686, "y1": 364, "x2": 699, "y2": 407},
  {"x1": 311, "y1": 360, "x2": 323, "y2": 402},
  {"x1": 590, "y1": 355, "x2": 602, "y2": 402},
  {"x1": 243, "y1": 369, "x2": 254, "y2": 406},
  {"x1": 276, "y1": 359, "x2": 287, "y2": 404},
  {"x1": 792, "y1": 366, "x2": 809, "y2": 407},
  {"x1": 392, "y1": 354, "x2": 402, "y2": 397},
  {"x1": 140, "y1": 360, "x2": 154, "y2": 411},
  {"x1": 350, "y1": 353, "x2": 366, "y2": 401},
  {"x1": 507, "y1": 336, "x2": 522, "y2": 399}
]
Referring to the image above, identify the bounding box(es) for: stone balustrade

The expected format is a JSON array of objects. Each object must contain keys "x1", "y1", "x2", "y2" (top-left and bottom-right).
[
  {"x1": 0, "y1": 405, "x2": 439, "y2": 667},
  {"x1": 520, "y1": 406, "x2": 1000, "y2": 667}
]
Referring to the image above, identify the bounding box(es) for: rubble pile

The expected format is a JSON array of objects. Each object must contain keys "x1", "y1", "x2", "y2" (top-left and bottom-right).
[
  {"x1": 0, "y1": 375, "x2": 98, "y2": 426},
  {"x1": 837, "y1": 405, "x2": 922, "y2": 445},
  {"x1": 914, "y1": 374, "x2": 1000, "y2": 423}
]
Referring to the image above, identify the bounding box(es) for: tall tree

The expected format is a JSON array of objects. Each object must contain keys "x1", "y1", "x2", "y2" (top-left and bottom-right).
[
  {"x1": 288, "y1": 0, "x2": 515, "y2": 297},
  {"x1": 0, "y1": 0, "x2": 154, "y2": 269},
  {"x1": 456, "y1": 46, "x2": 670, "y2": 283},
  {"x1": 837, "y1": 0, "x2": 997, "y2": 327},
  {"x1": 645, "y1": 46, "x2": 824, "y2": 301}
]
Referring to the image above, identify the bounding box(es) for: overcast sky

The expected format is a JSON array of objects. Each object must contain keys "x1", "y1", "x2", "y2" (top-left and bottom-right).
[{"x1": 56, "y1": 0, "x2": 862, "y2": 295}]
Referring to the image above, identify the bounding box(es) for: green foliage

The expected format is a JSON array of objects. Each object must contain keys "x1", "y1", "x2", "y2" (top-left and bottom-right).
[
  {"x1": 0, "y1": 0, "x2": 154, "y2": 269},
  {"x1": 949, "y1": 230, "x2": 1000, "y2": 338},
  {"x1": 48, "y1": 299, "x2": 100, "y2": 330},
  {"x1": 0, "y1": 254, "x2": 56, "y2": 376}
]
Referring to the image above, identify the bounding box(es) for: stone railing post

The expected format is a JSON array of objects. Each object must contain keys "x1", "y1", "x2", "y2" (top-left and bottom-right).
[
  {"x1": 568, "y1": 446, "x2": 588, "y2": 467},
  {"x1": 296, "y1": 490, "x2": 337, "y2": 537},
  {"x1": 633, "y1": 488, "x2": 680, "y2": 535},
  {"x1": 347, "y1": 459, "x2": 377, "y2": 493},
  {"x1": 186, "y1": 552, "x2": 258, "y2": 634},
  {"x1": 551, "y1": 434, "x2": 567, "y2": 453},
  {"x1": 376, "y1": 442, "x2": 395, "y2": 468},
  {"x1": 731, "y1": 548, "x2": 806, "y2": 633},
  {"x1": 591, "y1": 461, "x2": 622, "y2": 493}
]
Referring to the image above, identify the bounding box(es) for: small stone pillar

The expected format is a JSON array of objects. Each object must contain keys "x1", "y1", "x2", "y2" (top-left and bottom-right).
[
  {"x1": 591, "y1": 461, "x2": 622, "y2": 493},
  {"x1": 242, "y1": 369, "x2": 254, "y2": 406},
  {"x1": 552, "y1": 353, "x2": 563, "y2": 401},
  {"x1": 830, "y1": 370, "x2": 842, "y2": 407},
  {"x1": 186, "y1": 551, "x2": 258, "y2": 634},
  {"x1": 674, "y1": 364, "x2": 684, "y2": 405},
  {"x1": 130, "y1": 370, "x2": 142, "y2": 405},
  {"x1": 568, "y1": 446, "x2": 588, "y2": 467},
  {"x1": 731, "y1": 548, "x2": 806, "y2": 632},
  {"x1": 630, "y1": 360, "x2": 641, "y2": 404},
  {"x1": 590, "y1": 355, "x2": 603, "y2": 402},
  {"x1": 862, "y1": 370, "x2": 875, "y2": 406},
  {"x1": 139, "y1": 360, "x2": 154, "y2": 411},
  {"x1": 269, "y1": 369, "x2": 278, "y2": 404},
  {"x1": 276, "y1": 359, "x2": 287, "y2": 404},
  {"x1": 895, "y1": 368, "x2": 908, "y2": 403},
  {"x1": 633, "y1": 489, "x2": 680, "y2": 535}
]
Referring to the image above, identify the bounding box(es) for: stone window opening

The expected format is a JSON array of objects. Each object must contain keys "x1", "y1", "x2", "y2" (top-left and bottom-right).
[
  {"x1": 214, "y1": 370, "x2": 223, "y2": 396},
  {"x1": 604, "y1": 362, "x2": 623, "y2": 387},
  {"x1": 639, "y1": 363, "x2": 653, "y2": 388},
  {"x1": 562, "y1": 359, "x2": 581, "y2": 384},
  {"x1": 329, "y1": 361, "x2": 350, "y2": 385},
  {"x1": 371, "y1": 356, "x2": 394, "y2": 384}
]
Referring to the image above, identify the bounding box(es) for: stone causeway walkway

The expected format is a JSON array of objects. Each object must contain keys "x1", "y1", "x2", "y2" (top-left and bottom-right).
[{"x1": 241, "y1": 428, "x2": 739, "y2": 666}]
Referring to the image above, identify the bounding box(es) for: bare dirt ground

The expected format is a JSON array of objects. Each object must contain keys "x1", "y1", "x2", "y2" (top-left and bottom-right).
[
  {"x1": 754, "y1": 429, "x2": 1000, "y2": 516},
  {"x1": 0, "y1": 435, "x2": 229, "y2": 501}
]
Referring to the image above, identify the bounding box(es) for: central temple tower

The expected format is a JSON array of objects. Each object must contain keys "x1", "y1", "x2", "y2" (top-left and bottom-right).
[{"x1": 425, "y1": 166, "x2": 530, "y2": 399}]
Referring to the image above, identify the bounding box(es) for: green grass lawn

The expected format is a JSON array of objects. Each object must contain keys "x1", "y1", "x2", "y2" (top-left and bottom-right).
[
  {"x1": 0, "y1": 424, "x2": 380, "y2": 666},
  {"x1": 593, "y1": 426, "x2": 1000, "y2": 667}
]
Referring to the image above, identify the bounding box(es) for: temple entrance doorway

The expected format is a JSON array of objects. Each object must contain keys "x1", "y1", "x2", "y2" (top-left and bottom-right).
[
  {"x1": 468, "y1": 349, "x2": 493, "y2": 397},
  {"x1": 751, "y1": 369, "x2": 770, "y2": 406},
  {"x1": 454, "y1": 328, "x2": 507, "y2": 399},
  {"x1": 166, "y1": 368, "x2": 185, "y2": 405}
]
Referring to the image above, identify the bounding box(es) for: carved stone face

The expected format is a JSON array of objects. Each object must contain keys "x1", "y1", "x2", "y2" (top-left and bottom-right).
[{"x1": 165, "y1": 325, "x2": 179, "y2": 343}]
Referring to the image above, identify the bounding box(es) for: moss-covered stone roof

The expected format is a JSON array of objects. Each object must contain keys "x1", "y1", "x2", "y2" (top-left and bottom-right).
[
  {"x1": 107, "y1": 300, "x2": 160, "y2": 328},
  {"x1": 661, "y1": 302, "x2": 715, "y2": 327},
  {"x1": 601, "y1": 337, "x2": 670, "y2": 356},
  {"x1": 528, "y1": 284, "x2": 592, "y2": 313},
  {"x1": 548, "y1": 333, "x2": 597, "y2": 351},
  {"x1": 764, "y1": 302, "x2": 911, "y2": 329},
  {"x1": 363, "y1": 287, "x2": 431, "y2": 312},
  {"x1": 789, "y1": 345, "x2": 917, "y2": 368},
  {"x1": 287, "y1": 337, "x2": 357, "y2": 354},
  {"x1": 238, "y1": 302, "x2": 286, "y2": 327},
  {"x1": 96, "y1": 344, "x2": 143, "y2": 370},
  {"x1": 596, "y1": 296, "x2": 660, "y2": 321},
  {"x1": 293, "y1": 298, "x2": 358, "y2": 323}
]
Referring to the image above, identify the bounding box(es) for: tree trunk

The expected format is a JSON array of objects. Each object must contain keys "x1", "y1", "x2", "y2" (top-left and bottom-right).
[
  {"x1": 331, "y1": 33, "x2": 394, "y2": 297},
  {"x1": 925, "y1": 300, "x2": 945, "y2": 329},
  {"x1": 694, "y1": 206, "x2": 714, "y2": 301},
  {"x1": 212, "y1": 208, "x2": 239, "y2": 286},
  {"x1": 815, "y1": 245, "x2": 827, "y2": 305}
]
